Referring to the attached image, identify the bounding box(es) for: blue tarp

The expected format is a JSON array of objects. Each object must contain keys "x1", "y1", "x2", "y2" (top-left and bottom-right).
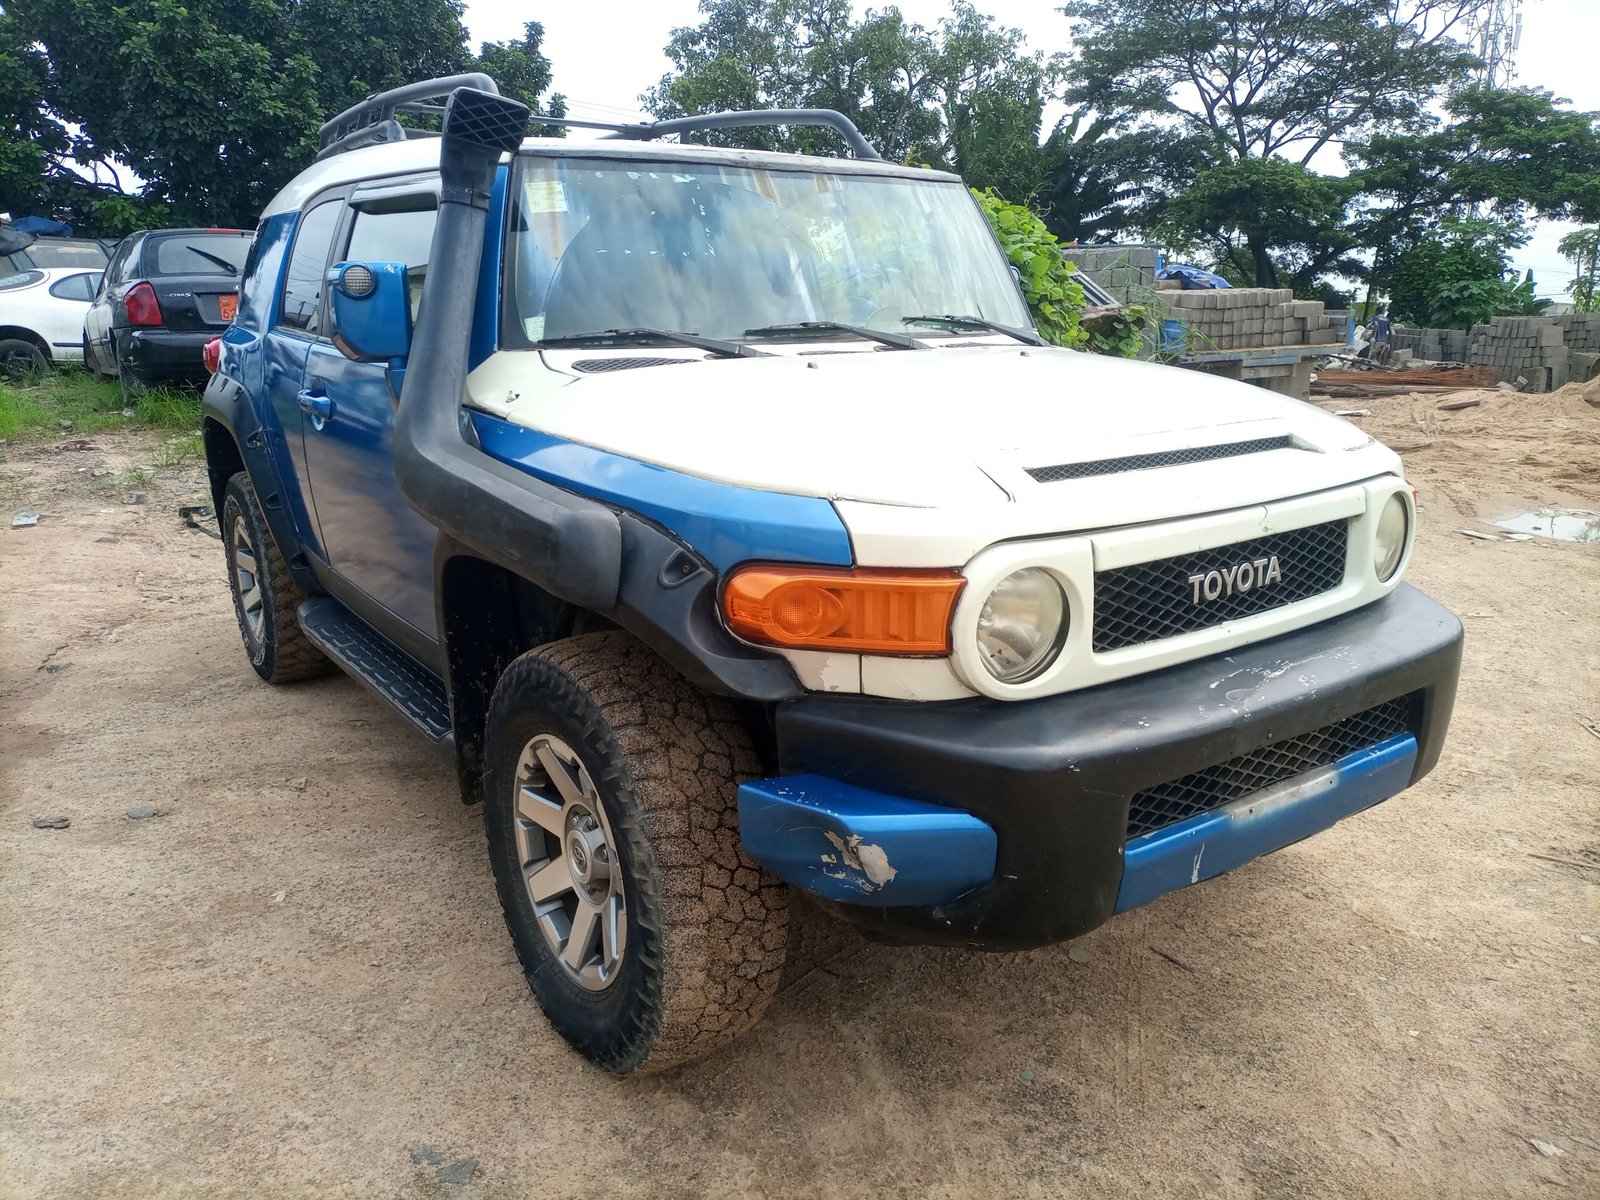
[
  {"x1": 1157, "y1": 264, "x2": 1232, "y2": 290},
  {"x1": 12, "y1": 216, "x2": 73, "y2": 236}
]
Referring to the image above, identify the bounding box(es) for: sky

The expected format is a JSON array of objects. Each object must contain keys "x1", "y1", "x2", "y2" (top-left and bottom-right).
[{"x1": 462, "y1": 0, "x2": 1600, "y2": 300}]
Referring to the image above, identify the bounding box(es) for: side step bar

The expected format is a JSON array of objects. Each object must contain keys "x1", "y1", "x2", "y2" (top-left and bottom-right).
[{"x1": 298, "y1": 597, "x2": 452, "y2": 744}]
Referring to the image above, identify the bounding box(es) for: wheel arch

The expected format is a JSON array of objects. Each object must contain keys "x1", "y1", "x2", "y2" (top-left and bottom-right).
[
  {"x1": 435, "y1": 543, "x2": 598, "y2": 805},
  {"x1": 0, "y1": 326, "x2": 50, "y2": 356},
  {"x1": 202, "y1": 416, "x2": 246, "y2": 517}
]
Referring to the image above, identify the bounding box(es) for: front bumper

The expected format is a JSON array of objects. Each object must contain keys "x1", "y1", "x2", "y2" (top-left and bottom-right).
[
  {"x1": 117, "y1": 328, "x2": 213, "y2": 381},
  {"x1": 741, "y1": 583, "x2": 1462, "y2": 949}
]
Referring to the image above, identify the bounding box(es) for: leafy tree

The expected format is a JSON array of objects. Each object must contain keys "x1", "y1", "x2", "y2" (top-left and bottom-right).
[
  {"x1": 477, "y1": 21, "x2": 568, "y2": 135},
  {"x1": 1559, "y1": 227, "x2": 1600, "y2": 314},
  {"x1": 1351, "y1": 86, "x2": 1600, "y2": 314},
  {"x1": 646, "y1": 0, "x2": 1053, "y2": 171},
  {"x1": 1155, "y1": 156, "x2": 1361, "y2": 289},
  {"x1": 1061, "y1": 0, "x2": 1482, "y2": 286},
  {"x1": 1387, "y1": 215, "x2": 1541, "y2": 328},
  {"x1": 1062, "y1": 0, "x2": 1481, "y2": 164},
  {"x1": 4, "y1": 0, "x2": 564, "y2": 232}
]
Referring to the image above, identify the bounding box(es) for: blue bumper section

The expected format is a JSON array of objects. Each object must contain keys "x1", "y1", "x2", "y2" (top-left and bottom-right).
[
  {"x1": 1114, "y1": 734, "x2": 1418, "y2": 913},
  {"x1": 738, "y1": 775, "x2": 997, "y2": 907}
]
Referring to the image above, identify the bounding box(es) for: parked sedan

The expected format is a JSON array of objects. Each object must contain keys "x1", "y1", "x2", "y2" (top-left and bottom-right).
[
  {"x1": 83, "y1": 228, "x2": 250, "y2": 391},
  {"x1": 0, "y1": 265, "x2": 104, "y2": 378}
]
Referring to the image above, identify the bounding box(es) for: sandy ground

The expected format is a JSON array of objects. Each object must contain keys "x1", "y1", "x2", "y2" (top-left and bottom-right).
[{"x1": 0, "y1": 387, "x2": 1597, "y2": 1200}]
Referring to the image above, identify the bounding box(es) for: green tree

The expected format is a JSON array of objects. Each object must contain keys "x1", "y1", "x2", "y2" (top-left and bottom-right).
[
  {"x1": 4, "y1": 0, "x2": 564, "y2": 232},
  {"x1": 646, "y1": 0, "x2": 1053, "y2": 170},
  {"x1": 1061, "y1": 0, "x2": 1482, "y2": 286},
  {"x1": 1155, "y1": 157, "x2": 1361, "y2": 290},
  {"x1": 1559, "y1": 227, "x2": 1600, "y2": 314},
  {"x1": 1062, "y1": 0, "x2": 1481, "y2": 164},
  {"x1": 1388, "y1": 215, "x2": 1541, "y2": 328},
  {"x1": 1353, "y1": 86, "x2": 1600, "y2": 307}
]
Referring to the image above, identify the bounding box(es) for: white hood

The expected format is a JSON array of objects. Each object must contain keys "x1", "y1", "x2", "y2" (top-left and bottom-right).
[{"x1": 469, "y1": 344, "x2": 1399, "y2": 552}]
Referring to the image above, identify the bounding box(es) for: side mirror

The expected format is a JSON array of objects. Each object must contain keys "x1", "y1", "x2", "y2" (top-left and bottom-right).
[{"x1": 328, "y1": 260, "x2": 412, "y2": 362}]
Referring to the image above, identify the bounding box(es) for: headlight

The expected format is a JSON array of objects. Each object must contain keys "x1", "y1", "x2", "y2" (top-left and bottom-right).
[
  {"x1": 1374, "y1": 492, "x2": 1409, "y2": 581},
  {"x1": 975, "y1": 568, "x2": 1066, "y2": 682}
]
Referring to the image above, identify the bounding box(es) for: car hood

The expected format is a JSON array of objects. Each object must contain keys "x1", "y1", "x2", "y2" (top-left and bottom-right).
[{"x1": 470, "y1": 344, "x2": 1398, "y2": 528}]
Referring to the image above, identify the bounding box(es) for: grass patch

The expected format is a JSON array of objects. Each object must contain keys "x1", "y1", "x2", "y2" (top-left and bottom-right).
[
  {"x1": 0, "y1": 369, "x2": 201, "y2": 440},
  {"x1": 154, "y1": 432, "x2": 205, "y2": 467},
  {"x1": 133, "y1": 387, "x2": 204, "y2": 430}
]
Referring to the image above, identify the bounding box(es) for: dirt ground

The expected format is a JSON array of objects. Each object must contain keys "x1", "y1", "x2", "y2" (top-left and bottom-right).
[{"x1": 1, "y1": 384, "x2": 1597, "y2": 1200}]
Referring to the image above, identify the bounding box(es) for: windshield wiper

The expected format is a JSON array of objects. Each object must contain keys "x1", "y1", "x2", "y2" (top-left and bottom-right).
[
  {"x1": 184, "y1": 245, "x2": 239, "y2": 276},
  {"x1": 901, "y1": 314, "x2": 1047, "y2": 346},
  {"x1": 744, "y1": 321, "x2": 930, "y2": 351},
  {"x1": 538, "y1": 327, "x2": 771, "y2": 359}
]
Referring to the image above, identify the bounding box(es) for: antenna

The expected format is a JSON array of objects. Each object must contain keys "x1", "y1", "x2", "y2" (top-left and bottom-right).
[{"x1": 1468, "y1": 0, "x2": 1523, "y2": 89}]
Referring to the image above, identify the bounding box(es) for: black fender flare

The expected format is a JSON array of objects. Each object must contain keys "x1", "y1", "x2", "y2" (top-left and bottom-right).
[{"x1": 201, "y1": 371, "x2": 322, "y2": 596}]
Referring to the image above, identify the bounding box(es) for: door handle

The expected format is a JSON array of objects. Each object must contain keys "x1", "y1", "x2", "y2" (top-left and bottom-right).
[{"x1": 296, "y1": 389, "x2": 333, "y2": 423}]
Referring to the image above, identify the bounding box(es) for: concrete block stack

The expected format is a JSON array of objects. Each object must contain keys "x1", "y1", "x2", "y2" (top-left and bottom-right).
[
  {"x1": 1065, "y1": 245, "x2": 1160, "y2": 304},
  {"x1": 1468, "y1": 316, "x2": 1570, "y2": 391},
  {"x1": 1162, "y1": 288, "x2": 1343, "y2": 352},
  {"x1": 1551, "y1": 313, "x2": 1600, "y2": 351},
  {"x1": 1393, "y1": 326, "x2": 1471, "y2": 362}
]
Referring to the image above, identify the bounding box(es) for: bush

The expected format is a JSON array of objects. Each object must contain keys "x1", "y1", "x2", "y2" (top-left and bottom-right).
[{"x1": 972, "y1": 188, "x2": 1089, "y2": 349}]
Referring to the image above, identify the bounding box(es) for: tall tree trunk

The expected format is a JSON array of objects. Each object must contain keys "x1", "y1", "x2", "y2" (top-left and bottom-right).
[{"x1": 1247, "y1": 232, "x2": 1278, "y2": 288}]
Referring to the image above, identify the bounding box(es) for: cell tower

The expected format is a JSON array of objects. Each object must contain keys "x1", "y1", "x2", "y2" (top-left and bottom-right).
[{"x1": 1468, "y1": 0, "x2": 1524, "y2": 89}]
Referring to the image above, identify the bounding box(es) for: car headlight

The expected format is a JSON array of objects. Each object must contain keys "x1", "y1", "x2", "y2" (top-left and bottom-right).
[
  {"x1": 975, "y1": 568, "x2": 1066, "y2": 682},
  {"x1": 1374, "y1": 492, "x2": 1409, "y2": 581}
]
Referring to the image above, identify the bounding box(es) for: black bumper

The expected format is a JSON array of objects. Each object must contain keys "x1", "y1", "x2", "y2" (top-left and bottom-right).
[
  {"x1": 773, "y1": 584, "x2": 1463, "y2": 950},
  {"x1": 118, "y1": 328, "x2": 213, "y2": 382}
]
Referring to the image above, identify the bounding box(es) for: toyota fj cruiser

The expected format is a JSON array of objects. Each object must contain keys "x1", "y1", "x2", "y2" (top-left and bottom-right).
[{"x1": 202, "y1": 76, "x2": 1463, "y2": 1074}]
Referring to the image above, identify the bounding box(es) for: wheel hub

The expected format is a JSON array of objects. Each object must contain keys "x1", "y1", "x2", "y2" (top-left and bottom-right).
[
  {"x1": 230, "y1": 516, "x2": 265, "y2": 645},
  {"x1": 565, "y1": 818, "x2": 609, "y2": 892},
  {"x1": 511, "y1": 734, "x2": 627, "y2": 991}
]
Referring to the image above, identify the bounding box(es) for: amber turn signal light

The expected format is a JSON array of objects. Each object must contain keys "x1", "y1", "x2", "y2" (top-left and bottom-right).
[{"x1": 722, "y1": 566, "x2": 965, "y2": 655}]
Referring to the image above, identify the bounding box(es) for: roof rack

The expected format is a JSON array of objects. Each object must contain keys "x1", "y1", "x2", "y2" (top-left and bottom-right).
[{"x1": 317, "y1": 75, "x2": 882, "y2": 162}]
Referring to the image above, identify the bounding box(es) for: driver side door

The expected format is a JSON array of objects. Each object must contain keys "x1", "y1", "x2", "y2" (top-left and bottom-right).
[{"x1": 300, "y1": 183, "x2": 442, "y2": 649}]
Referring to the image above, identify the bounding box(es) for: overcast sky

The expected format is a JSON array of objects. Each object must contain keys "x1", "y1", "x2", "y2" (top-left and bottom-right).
[{"x1": 462, "y1": 0, "x2": 1600, "y2": 299}]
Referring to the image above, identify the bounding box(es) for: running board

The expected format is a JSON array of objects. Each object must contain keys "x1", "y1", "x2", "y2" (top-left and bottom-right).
[{"x1": 298, "y1": 597, "x2": 452, "y2": 744}]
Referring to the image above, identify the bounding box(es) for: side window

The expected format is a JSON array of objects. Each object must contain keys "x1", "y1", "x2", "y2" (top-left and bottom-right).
[
  {"x1": 49, "y1": 272, "x2": 101, "y2": 302},
  {"x1": 343, "y1": 200, "x2": 438, "y2": 322},
  {"x1": 278, "y1": 200, "x2": 343, "y2": 334}
]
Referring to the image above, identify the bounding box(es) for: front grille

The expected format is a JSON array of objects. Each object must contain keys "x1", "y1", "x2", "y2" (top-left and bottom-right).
[
  {"x1": 1093, "y1": 520, "x2": 1348, "y2": 652},
  {"x1": 1027, "y1": 436, "x2": 1297, "y2": 483},
  {"x1": 1126, "y1": 695, "x2": 1419, "y2": 840}
]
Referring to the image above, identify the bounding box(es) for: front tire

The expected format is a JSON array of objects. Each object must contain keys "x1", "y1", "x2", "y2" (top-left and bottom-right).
[
  {"x1": 484, "y1": 632, "x2": 789, "y2": 1074},
  {"x1": 220, "y1": 473, "x2": 330, "y2": 684}
]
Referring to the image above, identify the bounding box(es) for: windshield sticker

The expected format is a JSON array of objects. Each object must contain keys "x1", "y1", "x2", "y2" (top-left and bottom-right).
[
  {"x1": 523, "y1": 314, "x2": 547, "y2": 341},
  {"x1": 522, "y1": 179, "x2": 568, "y2": 214}
]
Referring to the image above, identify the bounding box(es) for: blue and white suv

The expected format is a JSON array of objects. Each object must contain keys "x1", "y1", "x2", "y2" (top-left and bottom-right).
[{"x1": 202, "y1": 76, "x2": 1463, "y2": 1073}]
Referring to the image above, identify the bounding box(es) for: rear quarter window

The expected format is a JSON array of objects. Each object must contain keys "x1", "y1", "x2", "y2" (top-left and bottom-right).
[
  {"x1": 48, "y1": 272, "x2": 101, "y2": 302},
  {"x1": 0, "y1": 270, "x2": 45, "y2": 291}
]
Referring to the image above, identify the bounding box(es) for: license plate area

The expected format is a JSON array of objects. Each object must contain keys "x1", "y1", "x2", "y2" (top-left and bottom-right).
[{"x1": 219, "y1": 293, "x2": 238, "y2": 322}]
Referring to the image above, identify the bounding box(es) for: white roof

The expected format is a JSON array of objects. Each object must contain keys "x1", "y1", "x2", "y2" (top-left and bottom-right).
[{"x1": 261, "y1": 135, "x2": 954, "y2": 219}]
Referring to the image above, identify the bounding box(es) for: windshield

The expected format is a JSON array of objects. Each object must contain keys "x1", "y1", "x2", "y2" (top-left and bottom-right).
[
  {"x1": 502, "y1": 156, "x2": 1030, "y2": 346},
  {"x1": 148, "y1": 233, "x2": 249, "y2": 277}
]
